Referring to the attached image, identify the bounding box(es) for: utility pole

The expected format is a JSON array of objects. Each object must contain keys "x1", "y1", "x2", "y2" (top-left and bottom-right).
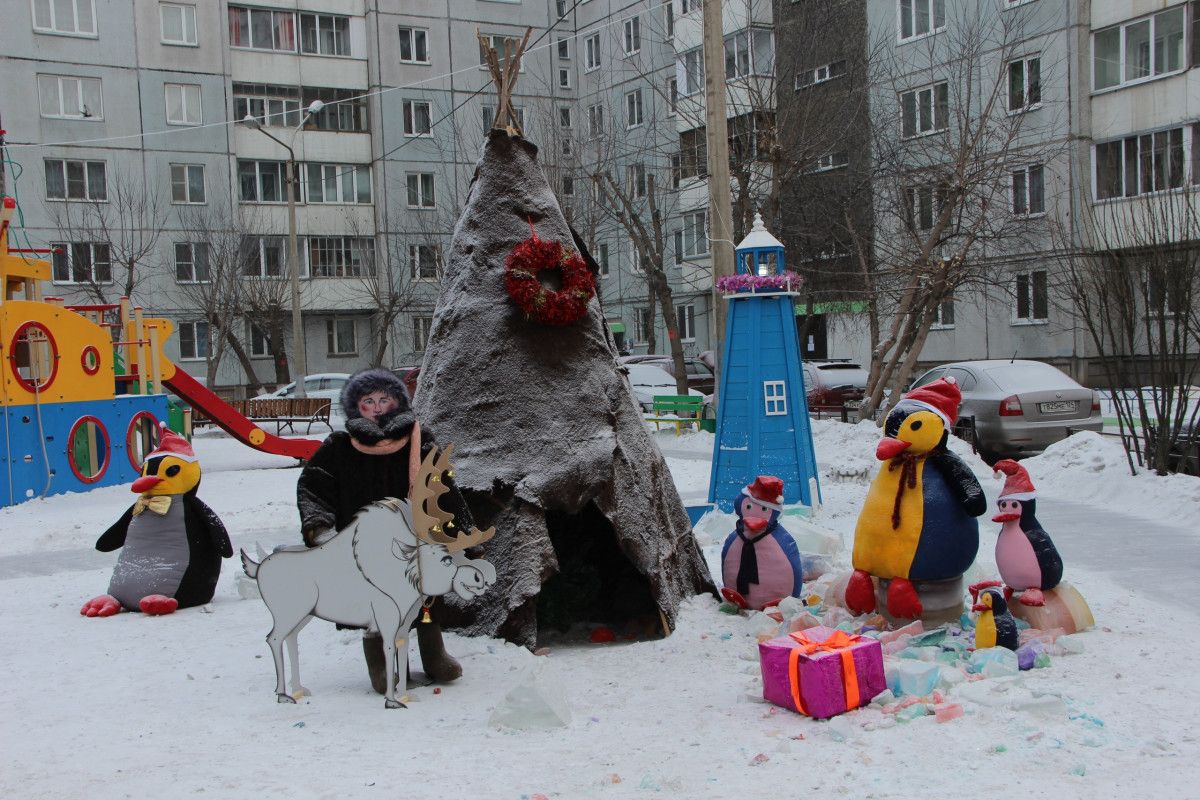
[{"x1": 703, "y1": 0, "x2": 735, "y2": 400}]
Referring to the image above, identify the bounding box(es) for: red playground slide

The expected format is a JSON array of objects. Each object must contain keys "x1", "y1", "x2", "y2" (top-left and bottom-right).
[{"x1": 164, "y1": 369, "x2": 322, "y2": 460}]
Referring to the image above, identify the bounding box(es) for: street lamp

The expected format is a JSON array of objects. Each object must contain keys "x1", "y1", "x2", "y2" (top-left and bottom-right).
[{"x1": 241, "y1": 99, "x2": 324, "y2": 397}]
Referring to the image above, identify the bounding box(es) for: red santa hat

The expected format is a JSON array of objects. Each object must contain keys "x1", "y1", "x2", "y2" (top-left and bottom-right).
[
  {"x1": 147, "y1": 424, "x2": 198, "y2": 463},
  {"x1": 898, "y1": 376, "x2": 961, "y2": 428},
  {"x1": 741, "y1": 475, "x2": 784, "y2": 511},
  {"x1": 994, "y1": 459, "x2": 1036, "y2": 501}
]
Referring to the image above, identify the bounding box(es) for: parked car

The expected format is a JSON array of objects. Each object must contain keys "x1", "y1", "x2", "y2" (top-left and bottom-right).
[
  {"x1": 253, "y1": 373, "x2": 351, "y2": 413},
  {"x1": 908, "y1": 360, "x2": 1102, "y2": 461},
  {"x1": 617, "y1": 355, "x2": 715, "y2": 394},
  {"x1": 624, "y1": 363, "x2": 706, "y2": 412},
  {"x1": 801, "y1": 360, "x2": 870, "y2": 409}
]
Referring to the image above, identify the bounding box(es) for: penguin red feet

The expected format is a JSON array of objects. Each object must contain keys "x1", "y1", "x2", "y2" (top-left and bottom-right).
[
  {"x1": 720, "y1": 588, "x2": 750, "y2": 610},
  {"x1": 845, "y1": 570, "x2": 877, "y2": 615},
  {"x1": 81, "y1": 595, "x2": 122, "y2": 617},
  {"x1": 886, "y1": 578, "x2": 923, "y2": 619},
  {"x1": 138, "y1": 595, "x2": 179, "y2": 615},
  {"x1": 1017, "y1": 588, "x2": 1045, "y2": 606}
]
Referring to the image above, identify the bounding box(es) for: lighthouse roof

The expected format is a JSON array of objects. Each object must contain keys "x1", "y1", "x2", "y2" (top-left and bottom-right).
[{"x1": 736, "y1": 212, "x2": 784, "y2": 251}]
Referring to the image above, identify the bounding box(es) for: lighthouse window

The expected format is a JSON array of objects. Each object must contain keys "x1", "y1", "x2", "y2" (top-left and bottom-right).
[{"x1": 763, "y1": 380, "x2": 787, "y2": 416}]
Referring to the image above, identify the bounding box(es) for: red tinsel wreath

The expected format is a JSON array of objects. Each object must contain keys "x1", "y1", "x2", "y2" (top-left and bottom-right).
[{"x1": 504, "y1": 231, "x2": 596, "y2": 326}]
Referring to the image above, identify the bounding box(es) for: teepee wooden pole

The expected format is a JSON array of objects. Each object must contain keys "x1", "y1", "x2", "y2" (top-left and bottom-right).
[{"x1": 477, "y1": 28, "x2": 532, "y2": 136}]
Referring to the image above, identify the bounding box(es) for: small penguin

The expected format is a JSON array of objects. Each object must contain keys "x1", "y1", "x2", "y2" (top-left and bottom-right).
[
  {"x1": 81, "y1": 425, "x2": 231, "y2": 617},
  {"x1": 993, "y1": 459, "x2": 1063, "y2": 607},
  {"x1": 846, "y1": 377, "x2": 986, "y2": 619},
  {"x1": 971, "y1": 584, "x2": 1019, "y2": 650},
  {"x1": 719, "y1": 476, "x2": 803, "y2": 611}
]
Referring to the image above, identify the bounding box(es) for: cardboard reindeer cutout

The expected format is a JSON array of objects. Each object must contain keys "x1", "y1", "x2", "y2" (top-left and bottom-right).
[{"x1": 242, "y1": 445, "x2": 496, "y2": 708}]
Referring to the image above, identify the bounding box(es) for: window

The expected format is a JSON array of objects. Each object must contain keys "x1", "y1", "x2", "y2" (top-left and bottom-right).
[
  {"x1": 560, "y1": 137, "x2": 572, "y2": 156},
  {"x1": 403, "y1": 100, "x2": 433, "y2": 136},
  {"x1": 898, "y1": 0, "x2": 946, "y2": 41},
  {"x1": 678, "y1": 127, "x2": 707, "y2": 181},
  {"x1": 406, "y1": 172, "x2": 435, "y2": 208},
  {"x1": 666, "y1": 77, "x2": 678, "y2": 116},
  {"x1": 299, "y1": 13, "x2": 350, "y2": 56},
  {"x1": 160, "y1": 3, "x2": 196, "y2": 45},
  {"x1": 680, "y1": 0, "x2": 702, "y2": 12},
  {"x1": 248, "y1": 323, "x2": 270, "y2": 357},
  {"x1": 597, "y1": 242, "x2": 610, "y2": 276},
  {"x1": 165, "y1": 83, "x2": 202, "y2": 125},
  {"x1": 171, "y1": 164, "x2": 205, "y2": 204},
  {"x1": 561, "y1": 176, "x2": 575, "y2": 196},
  {"x1": 906, "y1": 184, "x2": 947, "y2": 231},
  {"x1": 625, "y1": 89, "x2": 644, "y2": 128},
  {"x1": 728, "y1": 111, "x2": 773, "y2": 164},
  {"x1": 1014, "y1": 270, "x2": 1048, "y2": 322},
  {"x1": 228, "y1": 6, "x2": 296, "y2": 51},
  {"x1": 240, "y1": 236, "x2": 285, "y2": 277},
  {"x1": 796, "y1": 59, "x2": 847, "y2": 89},
  {"x1": 558, "y1": 67, "x2": 572, "y2": 89},
  {"x1": 174, "y1": 242, "x2": 210, "y2": 283},
  {"x1": 45, "y1": 159, "x2": 106, "y2": 201},
  {"x1": 809, "y1": 152, "x2": 849, "y2": 173},
  {"x1": 178, "y1": 321, "x2": 210, "y2": 360},
  {"x1": 724, "y1": 28, "x2": 773, "y2": 79},
  {"x1": 409, "y1": 244, "x2": 440, "y2": 279},
  {"x1": 1007, "y1": 56, "x2": 1041, "y2": 112},
  {"x1": 308, "y1": 236, "x2": 374, "y2": 277},
  {"x1": 413, "y1": 316, "x2": 433, "y2": 351},
  {"x1": 624, "y1": 16, "x2": 641, "y2": 55},
  {"x1": 326, "y1": 318, "x2": 357, "y2": 355},
  {"x1": 1094, "y1": 127, "x2": 1188, "y2": 200},
  {"x1": 479, "y1": 33, "x2": 524, "y2": 72},
  {"x1": 51, "y1": 242, "x2": 111, "y2": 283},
  {"x1": 670, "y1": 153, "x2": 682, "y2": 188},
  {"x1": 932, "y1": 293, "x2": 955, "y2": 328},
  {"x1": 1147, "y1": 261, "x2": 1188, "y2": 317},
  {"x1": 38, "y1": 75, "x2": 102, "y2": 120},
  {"x1": 587, "y1": 104, "x2": 604, "y2": 138},
  {"x1": 399, "y1": 26, "x2": 429, "y2": 63},
  {"x1": 585, "y1": 33, "x2": 601, "y2": 71},
  {"x1": 679, "y1": 210, "x2": 708, "y2": 258},
  {"x1": 676, "y1": 304, "x2": 695, "y2": 341},
  {"x1": 1011, "y1": 165, "x2": 1045, "y2": 215},
  {"x1": 238, "y1": 160, "x2": 288, "y2": 203},
  {"x1": 233, "y1": 83, "x2": 300, "y2": 128},
  {"x1": 763, "y1": 380, "x2": 787, "y2": 416},
  {"x1": 901, "y1": 81, "x2": 948, "y2": 138},
  {"x1": 664, "y1": 1, "x2": 675, "y2": 39},
  {"x1": 634, "y1": 307, "x2": 653, "y2": 343},
  {"x1": 1093, "y1": 7, "x2": 1185, "y2": 91},
  {"x1": 305, "y1": 163, "x2": 371, "y2": 204},
  {"x1": 627, "y1": 163, "x2": 647, "y2": 197},
  {"x1": 677, "y1": 49, "x2": 704, "y2": 96},
  {"x1": 559, "y1": 107, "x2": 572, "y2": 128},
  {"x1": 32, "y1": 0, "x2": 95, "y2": 36},
  {"x1": 482, "y1": 105, "x2": 524, "y2": 131},
  {"x1": 557, "y1": 36, "x2": 570, "y2": 60},
  {"x1": 304, "y1": 87, "x2": 369, "y2": 132}
]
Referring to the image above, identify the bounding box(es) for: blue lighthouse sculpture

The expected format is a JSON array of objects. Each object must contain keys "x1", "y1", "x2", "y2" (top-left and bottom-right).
[{"x1": 707, "y1": 214, "x2": 821, "y2": 512}]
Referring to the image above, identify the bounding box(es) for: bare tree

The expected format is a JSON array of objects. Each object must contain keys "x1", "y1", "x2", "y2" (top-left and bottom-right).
[{"x1": 239, "y1": 231, "x2": 302, "y2": 387}]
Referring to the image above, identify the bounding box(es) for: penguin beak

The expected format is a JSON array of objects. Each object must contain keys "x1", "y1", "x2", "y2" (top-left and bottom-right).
[
  {"x1": 876, "y1": 438, "x2": 911, "y2": 460},
  {"x1": 132, "y1": 475, "x2": 163, "y2": 493},
  {"x1": 992, "y1": 512, "x2": 1020, "y2": 523},
  {"x1": 971, "y1": 602, "x2": 988, "y2": 612}
]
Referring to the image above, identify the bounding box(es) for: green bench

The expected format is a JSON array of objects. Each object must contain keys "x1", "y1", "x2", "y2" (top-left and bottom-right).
[{"x1": 646, "y1": 394, "x2": 704, "y2": 435}]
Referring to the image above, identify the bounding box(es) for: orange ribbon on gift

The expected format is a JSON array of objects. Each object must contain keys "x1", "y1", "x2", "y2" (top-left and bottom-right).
[{"x1": 785, "y1": 629, "x2": 862, "y2": 716}]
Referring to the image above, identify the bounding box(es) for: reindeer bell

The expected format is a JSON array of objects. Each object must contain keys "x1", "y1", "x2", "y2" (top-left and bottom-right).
[{"x1": 421, "y1": 601, "x2": 433, "y2": 624}]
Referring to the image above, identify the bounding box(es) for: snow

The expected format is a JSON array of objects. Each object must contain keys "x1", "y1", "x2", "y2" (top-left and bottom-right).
[{"x1": 2, "y1": 422, "x2": 1199, "y2": 798}]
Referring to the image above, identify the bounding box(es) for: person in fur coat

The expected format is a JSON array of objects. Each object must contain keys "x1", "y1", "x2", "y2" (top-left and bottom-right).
[{"x1": 296, "y1": 367, "x2": 474, "y2": 693}]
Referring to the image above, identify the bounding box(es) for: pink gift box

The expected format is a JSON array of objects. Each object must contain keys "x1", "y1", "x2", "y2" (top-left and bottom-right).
[{"x1": 759, "y1": 626, "x2": 887, "y2": 719}]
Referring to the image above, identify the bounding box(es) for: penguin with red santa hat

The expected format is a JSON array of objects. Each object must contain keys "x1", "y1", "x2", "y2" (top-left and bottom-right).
[
  {"x1": 992, "y1": 459, "x2": 1063, "y2": 606},
  {"x1": 81, "y1": 425, "x2": 231, "y2": 617},
  {"x1": 719, "y1": 476, "x2": 804, "y2": 611}
]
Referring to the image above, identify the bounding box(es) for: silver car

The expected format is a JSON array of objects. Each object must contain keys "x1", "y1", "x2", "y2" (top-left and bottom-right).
[{"x1": 909, "y1": 360, "x2": 1102, "y2": 460}]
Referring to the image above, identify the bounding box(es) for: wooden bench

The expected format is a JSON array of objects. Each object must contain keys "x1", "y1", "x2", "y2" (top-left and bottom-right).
[
  {"x1": 193, "y1": 397, "x2": 333, "y2": 435},
  {"x1": 645, "y1": 394, "x2": 704, "y2": 435}
]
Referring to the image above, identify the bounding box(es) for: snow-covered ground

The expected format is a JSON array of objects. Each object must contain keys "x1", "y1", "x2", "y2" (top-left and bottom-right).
[{"x1": 1, "y1": 421, "x2": 1198, "y2": 799}]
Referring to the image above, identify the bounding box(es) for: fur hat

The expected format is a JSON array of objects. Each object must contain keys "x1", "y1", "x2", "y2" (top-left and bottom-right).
[{"x1": 340, "y1": 368, "x2": 411, "y2": 421}]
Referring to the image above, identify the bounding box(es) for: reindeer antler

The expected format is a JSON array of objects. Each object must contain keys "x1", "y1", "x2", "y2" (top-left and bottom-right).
[{"x1": 411, "y1": 444, "x2": 496, "y2": 552}]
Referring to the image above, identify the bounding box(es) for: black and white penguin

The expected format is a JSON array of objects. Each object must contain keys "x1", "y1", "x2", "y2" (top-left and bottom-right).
[
  {"x1": 971, "y1": 585, "x2": 1019, "y2": 651},
  {"x1": 81, "y1": 425, "x2": 231, "y2": 617}
]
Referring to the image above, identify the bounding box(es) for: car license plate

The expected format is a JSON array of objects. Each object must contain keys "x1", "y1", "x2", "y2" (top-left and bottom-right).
[
  {"x1": 843, "y1": 399, "x2": 862, "y2": 409},
  {"x1": 1039, "y1": 401, "x2": 1077, "y2": 414}
]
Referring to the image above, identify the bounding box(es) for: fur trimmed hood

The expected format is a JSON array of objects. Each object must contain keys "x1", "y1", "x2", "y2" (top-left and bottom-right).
[{"x1": 340, "y1": 368, "x2": 415, "y2": 444}]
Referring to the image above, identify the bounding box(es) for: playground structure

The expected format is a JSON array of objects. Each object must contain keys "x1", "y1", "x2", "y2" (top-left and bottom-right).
[{"x1": 0, "y1": 196, "x2": 320, "y2": 508}]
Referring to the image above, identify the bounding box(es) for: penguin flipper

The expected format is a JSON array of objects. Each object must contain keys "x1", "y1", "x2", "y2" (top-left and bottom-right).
[
  {"x1": 1026, "y1": 523, "x2": 1064, "y2": 589},
  {"x1": 185, "y1": 495, "x2": 232, "y2": 558},
  {"x1": 95, "y1": 506, "x2": 134, "y2": 552},
  {"x1": 928, "y1": 451, "x2": 987, "y2": 517}
]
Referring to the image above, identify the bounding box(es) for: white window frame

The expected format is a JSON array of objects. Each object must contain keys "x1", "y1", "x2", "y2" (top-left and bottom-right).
[
  {"x1": 248, "y1": 322, "x2": 271, "y2": 358},
  {"x1": 413, "y1": 315, "x2": 433, "y2": 351},
  {"x1": 37, "y1": 74, "x2": 102, "y2": 120},
  {"x1": 1013, "y1": 270, "x2": 1049, "y2": 324},
  {"x1": 625, "y1": 89, "x2": 644, "y2": 129},
  {"x1": 664, "y1": 1, "x2": 675, "y2": 40},
  {"x1": 238, "y1": 160, "x2": 287, "y2": 203},
  {"x1": 1011, "y1": 164, "x2": 1045, "y2": 217},
  {"x1": 326, "y1": 317, "x2": 357, "y2": 356},
  {"x1": 227, "y1": 6, "x2": 297, "y2": 52},
  {"x1": 479, "y1": 33, "x2": 525, "y2": 72},
  {"x1": 51, "y1": 242, "x2": 112, "y2": 284},
  {"x1": 308, "y1": 236, "x2": 374, "y2": 278},
  {"x1": 406, "y1": 172, "x2": 436, "y2": 209},
  {"x1": 160, "y1": 3, "x2": 197, "y2": 46},
  {"x1": 1092, "y1": 6, "x2": 1187, "y2": 92},
  {"x1": 584, "y1": 33, "x2": 601, "y2": 71},
  {"x1": 627, "y1": 163, "x2": 647, "y2": 197},
  {"x1": 900, "y1": 81, "x2": 948, "y2": 139},
  {"x1": 409, "y1": 243, "x2": 440, "y2": 280},
  {"x1": 597, "y1": 242, "x2": 610, "y2": 276},
  {"x1": 587, "y1": 103, "x2": 604, "y2": 139},
  {"x1": 623, "y1": 16, "x2": 641, "y2": 56},
  {"x1": 763, "y1": 380, "x2": 787, "y2": 416},
  {"x1": 31, "y1": 0, "x2": 96, "y2": 37},
  {"x1": 170, "y1": 163, "x2": 206, "y2": 204},
  {"x1": 1007, "y1": 55, "x2": 1041, "y2": 113},
  {"x1": 634, "y1": 307, "x2": 653, "y2": 344},
  {"x1": 559, "y1": 106, "x2": 573, "y2": 128},
  {"x1": 680, "y1": 210, "x2": 709, "y2": 258},
  {"x1": 931, "y1": 293, "x2": 955, "y2": 329},
  {"x1": 666, "y1": 77, "x2": 678, "y2": 116},
  {"x1": 1093, "y1": 126, "x2": 1190, "y2": 201},
  {"x1": 178, "y1": 321, "x2": 210, "y2": 361},
  {"x1": 558, "y1": 67, "x2": 572, "y2": 89},
  {"x1": 45, "y1": 159, "x2": 106, "y2": 201},
  {"x1": 305, "y1": 163, "x2": 371, "y2": 204},
  {"x1": 299, "y1": 12, "x2": 351, "y2": 57},
  {"x1": 897, "y1": 0, "x2": 946, "y2": 42},
  {"x1": 174, "y1": 242, "x2": 210, "y2": 283},
  {"x1": 809, "y1": 152, "x2": 849, "y2": 173},
  {"x1": 402, "y1": 99, "x2": 433, "y2": 137},
  {"x1": 240, "y1": 236, "x2": 286, "y2": 278},
  {"x1": 398, "y1": 26, "x2": 429, "y2": 64},
  {"x1": 165, "y1": 83, "x2": 202, "y2": 126},
  {"x1": 796, "y1": 59, "x2": 847, "y2": 90},
  {"x1": 680, "y1": 0, "x2": 701, "y2": 14},
  {"x1": 676, "y1": 303, "x2": 695, "y2": 342},
  {"x1": 557, "y1": 36, "x2": 570, "y2": 60},
  {"x1": 677, "y1": 48, "x2": 704, "y2": 97}
]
